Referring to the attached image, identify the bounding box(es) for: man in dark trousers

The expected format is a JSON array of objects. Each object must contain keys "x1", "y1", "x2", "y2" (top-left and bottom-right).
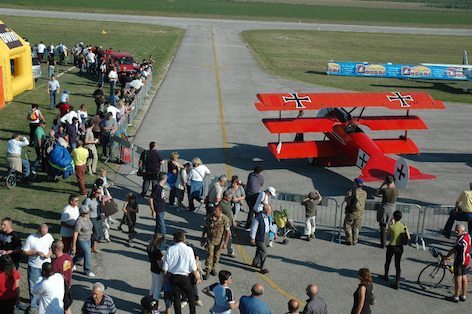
[
  {"x1": 250, "y1": 204, "x2": 271, "y2": 274},
  {"x1": 245, "y1": 166, "x2": 264, "y2": 229},
  {"x1": 149, "y1": 172, "x2": 168, "y2": 246},
  {"x1": 140, "y1": 141, "x2": 163, "y2": 197}
]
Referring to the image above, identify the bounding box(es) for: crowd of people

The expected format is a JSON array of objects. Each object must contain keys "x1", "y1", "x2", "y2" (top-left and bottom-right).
[{"x1": 2, "y1": 38, "x2": 471, "y2": 314}]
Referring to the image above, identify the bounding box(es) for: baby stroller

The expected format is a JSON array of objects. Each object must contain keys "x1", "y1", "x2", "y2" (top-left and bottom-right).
[{"x1": 274, "y1": 208, "x2": 298, "y2": 244}]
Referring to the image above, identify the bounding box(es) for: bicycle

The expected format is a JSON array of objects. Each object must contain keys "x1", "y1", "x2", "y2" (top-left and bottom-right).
[{"x1": 417, "y1": 247, "x2": 472, "y2": 290}]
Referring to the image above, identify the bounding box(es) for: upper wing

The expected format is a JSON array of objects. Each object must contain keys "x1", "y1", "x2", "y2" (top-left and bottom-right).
[{"x1": 256, "y1": 92, "x2": 445, "y2": 111}]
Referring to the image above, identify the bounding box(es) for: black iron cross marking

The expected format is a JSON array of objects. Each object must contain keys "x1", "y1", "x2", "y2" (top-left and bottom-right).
[
  {"x1": 282, "y1": 93, "x2": 312, "y2": 109},
  {"x1": 387, "y1": 92, "x2": 413, "y2": 108},
  {"x1": 358, "y1": 152, "x2": 369, "y2": 168},
  {"x1": 396, "y1": 164, "x2": 406, "y2": 180}
]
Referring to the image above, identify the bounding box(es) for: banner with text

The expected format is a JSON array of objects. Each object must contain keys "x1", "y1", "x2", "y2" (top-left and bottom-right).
[{"x1": 327, "y1": 61, "x2": 468, "y2": 81}]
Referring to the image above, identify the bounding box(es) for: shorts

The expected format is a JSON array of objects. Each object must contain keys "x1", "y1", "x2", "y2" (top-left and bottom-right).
[
  {"x1": 64, "y1": 285, "x2": 73, "y2": 310},
  {"x1": 454, "y1": 263, "x2": 467, "y2": 277},
  {"x1": 164, "y1": 291, "x2": 173, "y2": 309}
]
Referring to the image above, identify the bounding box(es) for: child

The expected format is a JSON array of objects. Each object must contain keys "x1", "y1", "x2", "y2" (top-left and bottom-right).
[
  {"x1": 268, "y1": 213, "x2": 277, "y2": 247},
  {"x1": 203, "y1": 270, "x2": 239, "y2": 314},
  {"x1": 118, "y1": 192, "x2": 139, "y2": 246},
  {"x1": 301, "y1": 190, "x2": 322, "y2": 241}
]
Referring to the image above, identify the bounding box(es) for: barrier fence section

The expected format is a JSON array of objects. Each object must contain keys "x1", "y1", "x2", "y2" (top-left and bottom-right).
[
  {"x1": 271, "y1": 192, "x2": 340, "y2": 240},
  {"x1": 335, "y1": 200, "x2": 423, "y2": 249},
  {"x1": 418, "y1": 205, "x2": 455, "y2": 249},
  {"x1": 106, "y1": 69, "x2": 153, "y2": 163}
]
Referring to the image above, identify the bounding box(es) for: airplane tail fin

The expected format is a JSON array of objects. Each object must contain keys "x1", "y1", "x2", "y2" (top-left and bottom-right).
[{"x1": 464, "y1": 50, "x2": 469, "y2": 66}]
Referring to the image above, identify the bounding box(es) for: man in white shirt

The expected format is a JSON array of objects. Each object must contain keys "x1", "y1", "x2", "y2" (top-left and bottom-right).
[
  {"x1": 108, "y1": 66, "x2": 118, "y2": 99},
  {"x1": 60, "y1": 195, "x2": 80, "y2": 253},
  {"x1": 47, "y1": 75, "x2": 60, "y2": 109},
  {"x1": 106, "y1": 104, "x2": 121, "y2": 120},
  {"x1": 22, "y1": 224, "x2": 54, "y2": 312},
  {"x1": 86, "y1": 50, "x2": 96, "y2": 75},
  {"x1": 246, "y1": 187, "x2": 276, "y2": 231},
  {"x1": 60, "y1": 108, "x2": 80, "y2": 125},
  {"x1": 163, "y1": 231, "x2": 202, "y2": 314},
  {"x1": 32, "y1": 262, "x2": 65, "y2": 314},
  {"x1": 130, "y1": 77, "x2": 144, "y2": 90},
  {"x1": 6, "y1": 133, "x2": 30, "y2": 176},
  {"x1": 37, "y1": 41, "x2": 46, "y2": 62}
]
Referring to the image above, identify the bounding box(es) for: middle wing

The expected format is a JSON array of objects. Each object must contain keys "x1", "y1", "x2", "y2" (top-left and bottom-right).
[{"x1": 256, "y1": 92, "x2": 445, "y2": 111}]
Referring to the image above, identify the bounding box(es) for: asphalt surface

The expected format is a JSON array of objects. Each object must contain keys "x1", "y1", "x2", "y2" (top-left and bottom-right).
[{"x1": 3, "y1": 8, "x2": 472, "y2": 314}]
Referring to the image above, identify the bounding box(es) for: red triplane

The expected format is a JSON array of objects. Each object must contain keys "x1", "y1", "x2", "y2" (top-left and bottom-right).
[{"x1": 255, "y1": 92, "x2": 445, "y2": 184}]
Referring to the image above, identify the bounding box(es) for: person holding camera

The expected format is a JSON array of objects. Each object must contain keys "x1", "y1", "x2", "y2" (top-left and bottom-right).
[{"x1": 375, "y1": 175, "x2": 399, "y2": 248}]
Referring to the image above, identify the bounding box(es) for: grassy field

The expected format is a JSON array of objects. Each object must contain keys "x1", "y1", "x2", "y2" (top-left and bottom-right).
[
  {"x1": 241, "y1": 29, "x2": 472, "y2": 103},
  {"x1": 1, "y1": 0, "x2": 472, "y2": 27},
  {"x1": 0, "y1": 16, "x2": 184, "y2": 239}
]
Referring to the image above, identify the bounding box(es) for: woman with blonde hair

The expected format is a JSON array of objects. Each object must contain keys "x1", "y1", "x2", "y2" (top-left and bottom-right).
[
  {"x1": 167, "y1": 152, "x2": 183, "y2": 207},
  {"x1": 351, "y1": 268, "x2": 374, "y2": 314},
  {"x1": 147, "y1": 233, "x2": 165, "y2": 304},
  {"x1": 187, "y1": 157, "x2": 210, "y2": 211}
]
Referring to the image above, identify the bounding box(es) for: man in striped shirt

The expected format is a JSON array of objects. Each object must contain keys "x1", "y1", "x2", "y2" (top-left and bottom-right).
[{"x1": 82, "y1": 282, "x2": 117, "y2": 313}]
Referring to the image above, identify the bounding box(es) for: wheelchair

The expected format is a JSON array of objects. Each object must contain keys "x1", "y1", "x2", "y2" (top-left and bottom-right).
[{"x1": 5, "y1": 155, "x2": 34, "y2": 189}]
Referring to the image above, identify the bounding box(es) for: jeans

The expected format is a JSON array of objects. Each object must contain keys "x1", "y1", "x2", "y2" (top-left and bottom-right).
[
  {"x1": 109, "y1": 80, "x2": 116, "y2": 98},
  {"x1": 443, "y1": 210, "x2": 472, "y2": 236},
  {"x1": 28, "y1": 266, "x2": 42, "y2": 309},
  {"x1": 48, "y1": 66, "x2": 55, "y2": 79},
  {"x1": 73, "y1": 238, "x2": 92, "y2": 273},
  {"x1": 98, "y1": 72, "x2": 104, "y2": 87},
  {"x1": 49, "y1": 90, "x2": 57, "y2": 108},
  {"x1": 21, "y1": 159, "x2": 31, "y2": 178},
  {"x1": 155, "y1": 211, "x2": 166, "y2": 246},
  {"x1": 188, "y1": 180, "x2": 204, "y2": 211}
]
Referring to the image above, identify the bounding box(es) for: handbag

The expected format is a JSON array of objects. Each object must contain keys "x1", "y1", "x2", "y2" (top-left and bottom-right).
[{"x1": 399, "y1": 225, "x2": 410, "y2": 246}]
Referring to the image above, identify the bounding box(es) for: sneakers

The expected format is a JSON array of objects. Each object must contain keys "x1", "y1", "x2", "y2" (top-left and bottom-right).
[
  {"x1": 210, "y1": 269, "x2": 217, "y2": 276},
  {"x1": 268, "y1": 241, "x2": 273, "y2": 247},
  {"x1": 227, "y1": 252, "x2": 236, "y2": 258},
  {"x1": 260, "y1": 269, "x2": 269, "y2": 274},
  {"x1": 448, "y1": 296, "x2": 459, "y2": 303},
  {"x1": 196, "y1": 300, "x2": 203, "y2": 306},
  {"x1": 459, "y1": 295, "x2": 466, "y2": 302},
  {"x1": 180, "y1": 301, "x2": 188, "y2": 308},
  {"x1": 128, "y1": 240, "x2": 134, "y2": 248},
  {"x1": 72, "y1": 266, "x2": 77, "y2": 272},
  {"x1": 87, "y1": 272, "x2": 96, "y2": 277}
]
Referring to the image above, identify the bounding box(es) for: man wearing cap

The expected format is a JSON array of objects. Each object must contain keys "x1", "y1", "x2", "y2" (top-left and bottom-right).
[
  {"x1": 246, "y1": 187, "x2": 276, "y2": 231},
  {"x1": 250, "y1": 204, "x2": 272, "y2": 274},
  {"x1": 301, "y1": 190, "x2": 322, "y2": 241},
  {"x1": 442, "y1": 182, "x2": 472, "y2": 238},
  {"x1": 60, "y1": 90, "x2": 70, "y2": 103},
  {"x1": 375, "y1": 175, "x2": 399, "y2": 248},
  {"x1": 344, "y1": 178, "x2": 368, "y2": 245}
]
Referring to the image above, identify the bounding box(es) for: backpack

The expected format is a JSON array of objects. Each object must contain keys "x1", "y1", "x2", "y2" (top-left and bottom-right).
[{"x1": 28, "y1": 109, "x2": 38, "y2": 121}]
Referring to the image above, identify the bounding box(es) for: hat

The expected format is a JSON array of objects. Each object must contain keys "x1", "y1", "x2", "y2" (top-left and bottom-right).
[
  {"x1": 354, "y1": 178, "x2": 364, "y2": 185},
  {"x1": 63, "y1": 90, "x2": 70, "y2": 94},
  {"x1": 267, "y1": 186, "x2": 276, "y2": 197},
  {"x1": 79, "y1": 206, "x2": 89, "y2": 214},
  {"x1": 308, "y1": 191, "x2": 319, "y2": 199},
  {"x1": 38, "y1": 119, "x2": 46, "y2": 125}
]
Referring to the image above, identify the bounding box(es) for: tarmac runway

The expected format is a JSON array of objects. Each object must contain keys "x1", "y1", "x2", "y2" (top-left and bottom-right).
[{"x1": 3, "y1": 8, "x2": 472, "y2": 313}]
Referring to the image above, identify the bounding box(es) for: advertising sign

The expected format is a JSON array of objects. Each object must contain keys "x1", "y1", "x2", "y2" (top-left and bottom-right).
[{"x1": 327, "y1": 61, "x2": 468, "y2": 81}]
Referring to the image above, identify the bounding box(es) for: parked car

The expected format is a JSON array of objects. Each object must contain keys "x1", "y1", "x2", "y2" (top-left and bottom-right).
[
  {"x1": 32, "y1": 57, "x2": 42, "y2": 81},
  {"x1": 105, "y1": 51, "x2": 140, "y2": 76}
]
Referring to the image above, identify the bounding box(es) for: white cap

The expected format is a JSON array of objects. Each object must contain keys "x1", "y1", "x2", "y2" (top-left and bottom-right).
[{"x1": 267, "y1": 186, "x2": 276, "y2": 197}]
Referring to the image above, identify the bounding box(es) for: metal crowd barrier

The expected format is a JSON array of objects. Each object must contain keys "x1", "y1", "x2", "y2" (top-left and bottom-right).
[
  {"x1": 270, "y1": 192, "x2": 340, "y2": 240},
  {"x1": 335, "y1": 200, "x2": 423, "y2": 248},
  {"x1": 106, "y1": 69, "x2": 153, "y2": 163},
  {"x1": 417, "y1": 205, "x2": 456, "y2": 249}
]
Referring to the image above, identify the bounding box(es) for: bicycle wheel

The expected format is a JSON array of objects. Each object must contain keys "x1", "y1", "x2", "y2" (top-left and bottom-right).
[
  {"x1": 418, "y1": 262, "x2": 446, "y2": 290},
  {"x1": 5, "y1": 174, "x2": 17, "y2": 189}
]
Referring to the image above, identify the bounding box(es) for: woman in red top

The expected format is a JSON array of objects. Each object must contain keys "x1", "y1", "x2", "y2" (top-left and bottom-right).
[{"x1": 0, "y1": 255, "x2": 20, "y2": 314}]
